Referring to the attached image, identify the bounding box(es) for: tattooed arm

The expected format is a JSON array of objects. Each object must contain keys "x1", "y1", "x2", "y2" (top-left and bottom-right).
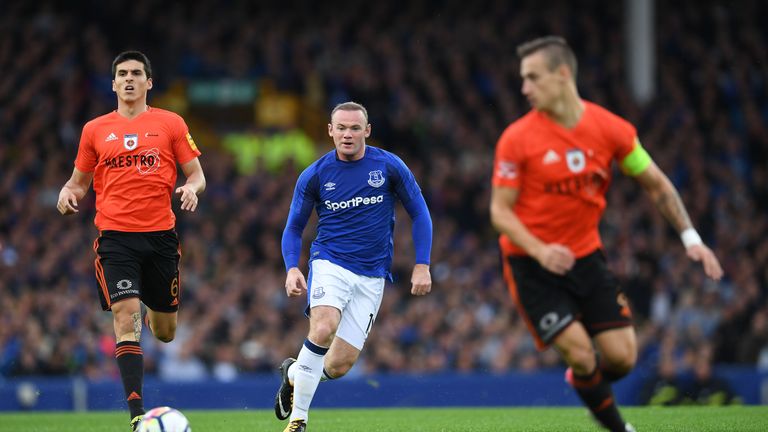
[{"x1": 634, "y1": 161, "x2": 723, "y2": 280}]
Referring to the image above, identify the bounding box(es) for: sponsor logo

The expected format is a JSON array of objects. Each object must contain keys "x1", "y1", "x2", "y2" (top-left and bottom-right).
[
  {"x1": 368, "y1": 170, "x2": 385, "y2": 188},
  {"x1": 137, "y1": 148, "x2": 161, "y2": 175},
  {"x1": 543, "y1": 170, "x2": 607, "y2": 196},
  {"x1": 496, "y1": 160, "x2": 518, "y2": 179},
  {"x1": 116, "y1": 279, "x2": 133, "y2": 290},
  {"x1": 103, "y1": 148, "x2": 161, "y2": 175},
  {"x1": 312, "y1": 286, "x2": 325, "y2": 299},
  {"x1": 566, "y1": 149, "x2": 586, "y2": 173},
  {"x1": 124, "y1": 133, "x2": 138, "y2": 151},
  {"x1": 325, "y1": 195, "x2": 384, "y2": 211},
  {"x1": 539, "y1": 312, "x2": 559, "y2": 331},
  {"x1": 324, "y1": 182, "x2": 336, "y2": 191},
  {"x1": 145, "y1": 132, "x2": 159, "y2": 137},
  {"x1": 105, "y1": 133, "x2": 118, "y2": 142},
  {"x1": 543, "y1": 149, "x2": 560, "y2": 165}
]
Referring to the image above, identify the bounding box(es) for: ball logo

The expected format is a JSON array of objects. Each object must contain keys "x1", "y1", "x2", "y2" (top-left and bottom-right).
[
  {"x1": 137, "y1": 148, "x2": 161, "y2": 175},
  {"x1": 124, "y1": 133, "x2": 138, "y2": 151}
]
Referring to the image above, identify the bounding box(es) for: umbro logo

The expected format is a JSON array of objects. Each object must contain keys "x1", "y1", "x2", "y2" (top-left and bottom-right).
[
  {"x1": 105, "y1": 133, "x2": 118, "y2": 142},
  {"x1": 543, "y1": 149, "x2": 561, "y2": 165},
  {"x1": 324, "y1": 182, "x2": 336, "y2": 191}
]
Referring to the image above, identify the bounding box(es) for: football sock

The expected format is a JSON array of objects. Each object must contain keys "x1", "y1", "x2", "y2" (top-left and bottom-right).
[
  {"x1": 115, "y1": 341, "x2": 145, "y2": 419},
  {"x1": 571, "y1": 368, "x2": 626, "y2": 432},
  {"x1": 288, "y1": 362, "x2": 336, "y2": 383},
  {"x1": 291, "y1": 339, "x2": 328, "y2": 422}
]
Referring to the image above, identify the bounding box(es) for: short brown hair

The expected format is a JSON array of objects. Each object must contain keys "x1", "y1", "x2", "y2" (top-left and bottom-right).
[
  {"x1": 516, "y1": 36, "x2": 577, "y2": 79},
  {"x1": 331, "y1": 101, "x2": 369, "y2": 123}
]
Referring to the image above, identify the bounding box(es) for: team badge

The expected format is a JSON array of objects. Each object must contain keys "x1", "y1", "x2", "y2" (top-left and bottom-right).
[
  {"x1": 312, "y1": 286, "x2": 326, "y2": 299},
  {"x1": 566, "y1": 149, "x2": 585, "y2": 173},
  {"x1": 124, "y1": 133, "x2": 138, "y2": 151},
  {"x1": 368, "y1": 170, "x2": 385, "y2": 188}
]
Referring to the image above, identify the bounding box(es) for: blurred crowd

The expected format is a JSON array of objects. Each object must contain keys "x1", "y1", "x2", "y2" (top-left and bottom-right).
[{"x1": 1, "y1": 0, "x2": 767, "y2": 389}]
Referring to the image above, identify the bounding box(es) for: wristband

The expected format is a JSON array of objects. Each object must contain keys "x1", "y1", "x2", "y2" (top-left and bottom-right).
[{"x1": 681, "y1": 228, "x2": 703, "y2": 248}]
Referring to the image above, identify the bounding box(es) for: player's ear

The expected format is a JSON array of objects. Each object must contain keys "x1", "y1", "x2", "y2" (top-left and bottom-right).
[
  {"x1": 328, "y1": 123, "x2": 333, "y2": 137},
  {"x1": 365, "y1": 124, "x2": 371, "y2": 138},
  {"x1": 146, "y1": 78, "x2": 153, "y2": 90},
  {"x1": 112, "y1": 80, "x2": 117, "y2": 93}
]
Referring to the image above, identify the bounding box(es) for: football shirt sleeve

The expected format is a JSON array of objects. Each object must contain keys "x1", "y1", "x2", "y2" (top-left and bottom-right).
[
  {"x1": 171, "y1": 114, "x2": 201, "y2": 164},
  {"x1": 492, "y1": 128, "x2": 523, "y2": 188},
  {"x1": 74, "y1": 122, "x2": 98, "y2": 173},
  {"x1": 281, "y1": 169, "x2": 318, "y2": 270}
]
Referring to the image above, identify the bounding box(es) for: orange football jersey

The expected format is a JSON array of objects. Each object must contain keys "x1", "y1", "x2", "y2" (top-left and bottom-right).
[
  {"x1": 493, "y1": 101, "x2": 636, "y2": 258},
  {"x1": 75, "y1": 107, "x2": 201, "y2": 231}
]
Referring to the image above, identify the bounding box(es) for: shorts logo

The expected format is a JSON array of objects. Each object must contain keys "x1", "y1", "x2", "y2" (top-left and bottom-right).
[
  {"x1": 566, "y1": 149, "x2": 586, "y2": 173},
  {"x1": 312, "y1": 286, "x2": 326, "y2": 299},
  {"x1": 116, "y1": 279, "x2": 133, "y2": 291},
  {"x1": 368, "y1": 170, "x2": 385, "y2": 188},
  {"x1": 539, "y1": 312, "x2": 559, "y2": 331},
  {"x1": 124, "y1": 134, "x2": 138, "y2": 151}
]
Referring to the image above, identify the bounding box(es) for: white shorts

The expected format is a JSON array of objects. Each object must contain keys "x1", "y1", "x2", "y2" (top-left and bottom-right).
[{"x1": 308, "y1": 259, "x2": 385, "y2": 350}]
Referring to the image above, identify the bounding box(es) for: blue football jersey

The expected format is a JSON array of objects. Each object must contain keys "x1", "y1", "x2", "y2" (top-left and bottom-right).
[{"x1": 286, "y1": 146, "x2": 423, "y2": 277}]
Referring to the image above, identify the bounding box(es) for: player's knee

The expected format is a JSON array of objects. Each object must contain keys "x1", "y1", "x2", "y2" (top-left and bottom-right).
[
  {"x1": 153, "y1": 324, "x2": 177, "y2": 343},
  {"x1": 309, "y1": 323, "x2": 337, "y2": 346},
  {"x1": 561, "y1": 345, "x2": 596, "y2": 372},
  {"x1": 603, "y1": 350, "x2": 636, "y2": 375}
]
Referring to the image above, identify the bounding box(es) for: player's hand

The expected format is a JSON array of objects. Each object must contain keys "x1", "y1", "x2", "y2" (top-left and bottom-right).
[
  {"x1": 535, "y1": 243, "x2": 575, "y2": 275},
  {"x1": 285, "y1": 267, "x2": 307, "y2": 297},
  {"x1": 410, "y1": 264, "x2": 432, "y2": 296},
  {"x1": 175, "y1": 185, "x2": 199, "y2": 212},
  {"x1": 686, "y1": 244, "x2": 724, "y2": 281},
  {"x1": 57, "y1": 187, "x2": 79, "y2": 215}
]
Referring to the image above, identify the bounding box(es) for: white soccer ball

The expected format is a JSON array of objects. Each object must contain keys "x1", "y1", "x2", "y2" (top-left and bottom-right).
[{"x1": 137, "y1": 406, "x2": 191, "y2": 432}]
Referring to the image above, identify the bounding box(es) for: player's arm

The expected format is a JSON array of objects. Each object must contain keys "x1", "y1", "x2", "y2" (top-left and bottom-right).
[
  {"x1": 401, "y1": 193, "x2": 432, "y2": 296},
  {"x1": 281, "y1": 174, "x2": 317, "y2": 297},
  {"x1": 176, "y1": 157, "x2": 206, "y2": 212},
  {"x1": 626, "y1": 146, "x2": 723, "y2": 280},
  {"x1": 57, "y1": 167, "x2": 94, "y2": 215},
  {"x1": 489, "y1": 186, "x2": 574, "y2": 274}
]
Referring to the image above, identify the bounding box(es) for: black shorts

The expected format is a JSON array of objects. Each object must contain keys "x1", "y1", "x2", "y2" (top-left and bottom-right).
[
  {"x1": 503, "y1": 249, "x2": 632, "y2": 350},
  {"x1": 92, "y1": 230, "x2": 181, "y2": 312}
]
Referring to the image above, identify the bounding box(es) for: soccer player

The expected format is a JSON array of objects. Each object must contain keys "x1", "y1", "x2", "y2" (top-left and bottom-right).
[
  {"x1": 57, "y1": 51, "x2": 205, "y2": 431},
  {"x1": 275, "y1": 102, "x2": 432, "y2": 432},
  {"x1": 490, "y1": 36, "x2": 723, "y2": 432}
]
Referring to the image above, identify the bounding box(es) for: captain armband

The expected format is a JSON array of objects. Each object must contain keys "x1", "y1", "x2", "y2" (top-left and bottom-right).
[{"x1": 620, "y1": 138, "x2": 652, "y2": 176}]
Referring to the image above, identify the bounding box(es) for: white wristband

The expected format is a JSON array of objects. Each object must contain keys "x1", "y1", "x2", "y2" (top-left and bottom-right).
[{"x1": 681, "y1": 228, "x2": 703, "y2": 248}]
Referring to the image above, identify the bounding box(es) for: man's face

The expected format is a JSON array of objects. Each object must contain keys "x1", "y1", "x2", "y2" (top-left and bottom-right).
[
  {"x1": 112, "y1": 59, "x2": 152, "y2": 102},
  {"x1": 520, "y1": 51, "x2": 565, "y2": 112},
  {"x1": 328, "y1": 109, "x2": 370, "y2": 161}
]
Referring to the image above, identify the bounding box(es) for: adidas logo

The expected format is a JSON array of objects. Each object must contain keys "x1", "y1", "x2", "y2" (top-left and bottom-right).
[
  {"x1": 170, "y1": 298, "x2": 179, "y2": 306},
  {"x1": 105, "y1": 133, "x2": 118, "y2": 142},
  {"x1": 542, "y1": 149, "x2": 560, "y2": 165},
  {"x1": 127, "y1": 391, "x2": 142, "y2": 401}
]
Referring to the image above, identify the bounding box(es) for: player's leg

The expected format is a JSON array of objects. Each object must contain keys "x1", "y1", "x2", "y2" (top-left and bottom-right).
[
  {"x1": 593, "y1": 327, "x2": 637, "y2": 382},
  {"x1": 567, "y1": 250, "x2": 634, "y2": 431},
  {"x1": 288, "y1": 305, "x2": 340, "y2": 427},
  {"x1": 323, "y1": 272, "x2": 385, "y2": 379},
  {"x1": 93, "y1": 231, "x2": 146, "y2": 429},
  {"x1": 554, "y1": 323, "x2": 628, "y2": 432},
  {"x1": 141, "y1": 229, "x2": 182, "y2": 343}
]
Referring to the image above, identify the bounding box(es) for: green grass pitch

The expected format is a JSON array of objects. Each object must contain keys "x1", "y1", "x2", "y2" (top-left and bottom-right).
[{"x1": 1, "y1": 407, "x2": 766, "y2": 431}]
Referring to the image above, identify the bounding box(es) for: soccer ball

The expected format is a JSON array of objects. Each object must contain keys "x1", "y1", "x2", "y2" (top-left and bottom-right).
[{"x1": 137, "y1": 406, "x2": 191, "y2": 432}]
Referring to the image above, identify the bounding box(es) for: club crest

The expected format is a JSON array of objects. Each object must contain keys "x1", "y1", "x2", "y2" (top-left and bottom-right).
[
  {"x1": 368, "y1": 170, "x2": 385, "y2": 188},
  {"x1": 566, "y1": 149, "x2": 585, "y2": 173},
  {"x1": 124, "y1": 133, "x2": 138, "y2": 151}
]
